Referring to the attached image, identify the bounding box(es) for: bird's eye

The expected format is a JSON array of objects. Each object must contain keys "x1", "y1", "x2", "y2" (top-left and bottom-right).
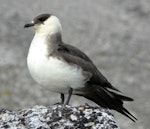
[
  {"x1": 33, "y1": 14, "x2": 51, "y2": 24},
  {"x1": 37, "y1": 14, "x2": 50, "y2": 22},
  {"x1": 38, "y1": 17, "x2": 47, "y2": 22}
]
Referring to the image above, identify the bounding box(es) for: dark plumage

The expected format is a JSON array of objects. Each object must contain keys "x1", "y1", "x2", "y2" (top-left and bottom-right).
[
  {"x1": 57, "y1": 42, "x2": 137, "y2": 122},
  {"x1": 25, "y1": 13, "x2": 137, "y2": 122}
]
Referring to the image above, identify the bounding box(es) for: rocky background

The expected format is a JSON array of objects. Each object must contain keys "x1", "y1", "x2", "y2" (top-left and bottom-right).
[
  {"x1": 0, "y1": 0, "x2": 150, "y2": 129},
  {"x1": 0, "y1": 104, "x2": 119, "y2": 129}
]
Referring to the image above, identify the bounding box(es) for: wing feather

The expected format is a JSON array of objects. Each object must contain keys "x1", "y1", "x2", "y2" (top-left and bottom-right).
[{"x1": 58, "y1": 43, "x2": 120, "y2": 92}]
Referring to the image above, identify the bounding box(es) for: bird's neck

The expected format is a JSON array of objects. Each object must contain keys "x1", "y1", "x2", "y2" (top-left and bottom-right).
[
  {"x1": 35, "y1": 31, "x2": 62, "y2": 44},
  {"x1": 30, "y1": 32, "x2": 62, "y2": 57}
]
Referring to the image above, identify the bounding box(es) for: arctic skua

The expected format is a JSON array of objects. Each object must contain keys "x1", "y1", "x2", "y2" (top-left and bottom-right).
[{"x1": 24, "y1": 13, "x2": 137, "y2": 122}]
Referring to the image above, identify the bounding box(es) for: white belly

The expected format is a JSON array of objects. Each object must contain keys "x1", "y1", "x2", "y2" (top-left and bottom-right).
[{"x1": 27, "y1": 38, "x2": 86, "y2": 93}]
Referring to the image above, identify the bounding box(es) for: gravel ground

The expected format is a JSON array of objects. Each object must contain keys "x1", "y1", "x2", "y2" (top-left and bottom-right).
[{"x1": 0, "y1": 0, "x2": 150, "y2": 128}]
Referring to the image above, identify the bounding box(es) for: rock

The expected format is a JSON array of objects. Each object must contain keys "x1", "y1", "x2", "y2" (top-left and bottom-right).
[{"x1": 0, "y1": 104, "x2": 119, "y2": 129}]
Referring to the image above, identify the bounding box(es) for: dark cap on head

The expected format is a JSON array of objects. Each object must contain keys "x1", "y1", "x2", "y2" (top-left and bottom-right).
[{"x1": 24, "y1": 14, "x2": 51, "y2": 28}]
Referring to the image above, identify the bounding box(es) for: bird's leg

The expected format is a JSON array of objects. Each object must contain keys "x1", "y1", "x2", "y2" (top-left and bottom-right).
[
  {"x1": 61, "y1": 93, "x2": 65, "y2": 104},
  {"x1": 65, "y1": 88, "x2": 73, "y2": 105}
]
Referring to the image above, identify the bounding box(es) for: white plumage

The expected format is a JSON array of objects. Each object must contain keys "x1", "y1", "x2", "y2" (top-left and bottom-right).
[
  {"x1": 27, "y1": 33, "x2": 86, "y2": 94},
  {"x1": 24, "y1": 14, "x2": 137, "y2": 122}
]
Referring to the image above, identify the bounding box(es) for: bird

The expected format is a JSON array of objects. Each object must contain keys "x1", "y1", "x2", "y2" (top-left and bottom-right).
[{"x1": 24, "y1": 13, "x2": 137, "y2": 122}]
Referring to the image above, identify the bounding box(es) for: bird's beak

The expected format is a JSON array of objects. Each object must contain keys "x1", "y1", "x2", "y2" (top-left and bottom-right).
[{"x1": 24, "y1": 22, "x2": 35, "y2": 28}]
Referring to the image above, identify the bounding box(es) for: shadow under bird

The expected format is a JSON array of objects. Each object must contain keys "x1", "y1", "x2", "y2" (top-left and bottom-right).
[{"x1": 24, "y1": 13, "x2": 137, "y2": 122}]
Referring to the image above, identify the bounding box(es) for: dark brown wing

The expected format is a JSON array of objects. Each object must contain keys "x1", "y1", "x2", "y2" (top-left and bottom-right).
[
  {"x1": 57, "y1": 43, "x2": 138, "y2": 122},
  {"x1": 58, "y1": 43, "x2": 92, "y2": 62},
  {"x1": 58, "y1": 43, "x2": 120, "y2": 92}
]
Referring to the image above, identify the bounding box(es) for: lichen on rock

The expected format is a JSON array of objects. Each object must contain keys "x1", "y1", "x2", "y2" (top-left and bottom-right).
[{"x1": 0, "y1": 104, "x2": 119, "y2": 129}]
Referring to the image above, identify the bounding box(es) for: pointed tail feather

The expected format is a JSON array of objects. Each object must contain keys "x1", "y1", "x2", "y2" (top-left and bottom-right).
[
  {"x1": 78, "y1": 85, "x2": 137, "y2": 122},
  {"x1": 116, "y1": 107, "x2": 137, "y2": 122},
  {"x1": 109, "y1": 90, "x2": 134, "y2": 101}
]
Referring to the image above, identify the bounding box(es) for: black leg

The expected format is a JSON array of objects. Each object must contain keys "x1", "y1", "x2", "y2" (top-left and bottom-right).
[
  {"x1": 65, "y1": 88, "x2": 73, "y2": 105},
  {"x1": 61, "y1": 93, "x2": 65, "y2": 104}
]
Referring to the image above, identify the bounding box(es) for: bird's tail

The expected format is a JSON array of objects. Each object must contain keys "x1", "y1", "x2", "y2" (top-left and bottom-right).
[{"x1": 77, "y1": 85, "x2": 137, "y2": 122}]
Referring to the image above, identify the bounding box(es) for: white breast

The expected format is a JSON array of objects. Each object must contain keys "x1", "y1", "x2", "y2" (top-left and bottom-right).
[{"x1": 27, "y1": 34, "x2": 86, "y2": 93}]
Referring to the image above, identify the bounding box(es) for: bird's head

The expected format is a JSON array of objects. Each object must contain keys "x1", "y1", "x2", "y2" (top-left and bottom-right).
[{"x1": 24, "y1": 14, "x2": 62, "y2": 35}]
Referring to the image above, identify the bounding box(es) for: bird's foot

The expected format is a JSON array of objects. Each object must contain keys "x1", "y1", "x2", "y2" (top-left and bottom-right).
[{"x1": 53, "y1": 102, "x2": 64, "y2": 106}]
